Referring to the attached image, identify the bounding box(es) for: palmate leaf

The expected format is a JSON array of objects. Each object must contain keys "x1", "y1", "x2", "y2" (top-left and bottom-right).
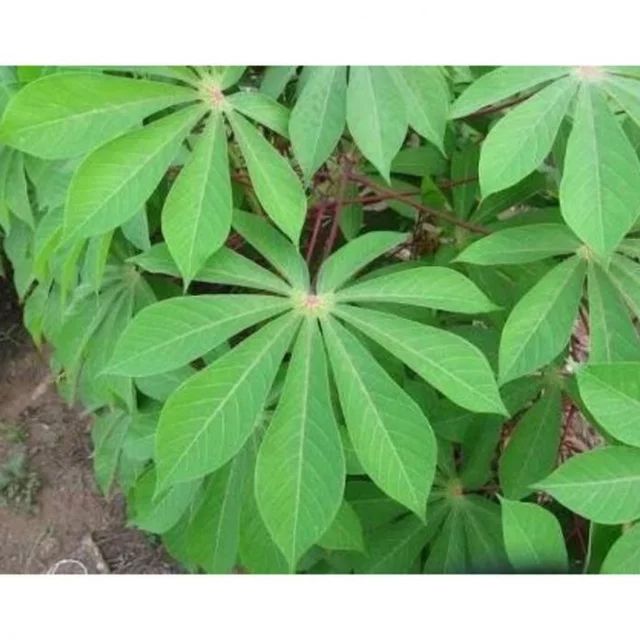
[
  {"x1": 161, "y1": 112, "x2": 232, "y2": 286},
  {"x1": 227, "y1": 111, "x2": 306, "y2": 244},
  {"x1": 479, "y1": 76, "x2": 578, "y2": 196},
  {"x1": 499, "y1": 255, "x2": 586, "y2": 384},
  {"x1": 456, "y1": 223, "x2": 582, "y2": 266},
  {"x1": 155, "y1": 312, "x2": 300, "y2": 491},
  {"x1": 107, "y1": 294, "x2": 291, "y2": 377},
  {"x1": 560, "y1": 82, "x2": 640, "y2": 256},
  {"x1": 255, "y1": 319, "x2": 345, "y2": 569},
  {"x1": 64, "y1": 104, "x2": 206, "y2": 241},
  {"x1": 536, "y1": 446, "x2": 640, "y2": 524},
  {"x1": 577, "y1": 363, "x2": 640, "y2": 447},
  {"x1": 289, "y1": 66, "x2": 347, "y2": 180},
  {"x1": 334, "y1": 304, "x2": 506, "y2": 414},
  {"x1": 0, "y1": 71, "x2": 197, "y2": 158},
  {"x1": 500, "y1": 498, "x2": 568, "y2": 573},
  {"x1": 335, "y1": 266, "x2": 498, "y2": 313},
  {"x1": 322, "y1": 316, "x2": 436, "y2": 518},
  {"x1": 346, "y1": 66, "x2": 407, "y2": 181}
]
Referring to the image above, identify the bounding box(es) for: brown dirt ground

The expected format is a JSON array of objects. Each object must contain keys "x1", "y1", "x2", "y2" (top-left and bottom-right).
[{"x1": 0, "y1": 276, "x2": 181, "y2": 574}]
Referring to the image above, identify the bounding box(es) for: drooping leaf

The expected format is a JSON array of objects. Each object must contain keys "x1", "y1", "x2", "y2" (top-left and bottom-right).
[
  {"x1": 560, "y1": 82, "x2": 640, "y2": 256},
  {"x1": 64, "y1": 104, "x2": 205, "y2": 241},
  {"x1": 479, "y1": 76, "x2": 578, "y2": 196},
  {"x1": 500, "y1": 498, "x2": 568, "y2": 573},
  {"x1": 335, "y1": 304, "x2": 506, "y2": 414},
  {"x1": 346, "y1": 66, "x2": 407, "y2": 181},
  {"x1": 322, "y1": 316, "x2": 436, "y2": 518},
  {"x1": 335, "y1": 266, "x2": 498, "y2": 313},
  {"x1": 155, "y1": 312, "x2": 300, "y2": 490},
  {"x1": 499, "y1": 389, "x2": 562, "y2": 500},
  {"x1": 107, "y1": 294, "x2": 291, "y2": 377},
  {"x1": 289, "y1": 66, "x2": 347, "y2": 180},
  {"x1": 255, "y1": 319, "x2": 345, "y2": 569},
  {"x1": 499, "y1": 255, "x2": 586, "y2": 384},
  {"x1": 577, "y1": 363, "x2": 640, "y2": 447},
  {"x1": 536, "y1": 446, "x2": 640, "y2": 524},
  {"x1": 228, "y1": 111, "x2": 306, "y2": 244},
  {"x1": 162, "y1": 112, "x2": 232, "y2": 285},
  {"x1": 0, "y1": 72, "x2": 196, "y2": 158}
]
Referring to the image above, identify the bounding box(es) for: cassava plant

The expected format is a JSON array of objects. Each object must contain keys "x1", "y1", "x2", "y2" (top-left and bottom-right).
[{"x1": 2, "y1": 65, "x2": 640, "y2": 573}]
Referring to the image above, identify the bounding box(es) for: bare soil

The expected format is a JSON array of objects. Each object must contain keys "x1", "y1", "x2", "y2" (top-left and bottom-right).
[{"x1": 0, "y1": 277, "x2": 180, "y2": 574}]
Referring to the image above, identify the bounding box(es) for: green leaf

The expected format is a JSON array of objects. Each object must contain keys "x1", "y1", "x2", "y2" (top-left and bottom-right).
[
  {"x1": 577, "y1": 363, "x2": 640, "y2": 447},
  {"x1": 393, "y1": 67, "x2": 449, "y2": 152},
  {"x1": 232, "y1": 209, "x2": 309, "y2": 291},
  {"x1": 255, "y1": 319, "x2": 345, "y2": 569},
  {"x1": 450, "y1": 67, "x2": 570, "y2": 119},
  {"x1": 479, "y1": 77, "x2": 577, "y2": 196},
  {"x1": 603, "y1": 74, "x2": 640, "y2": 129},
  {"x1": 187, "y1": 446, "x2": 250, "y2": 573},
  {"x1": 162, "y1": 113, "x2": 232, "y2": 285},
  {"x1": 587, "y1": 262, "x2": 640, "y2": 363},
  {"x1": 499, "y1": 389, "x2": 562, "y2": 499},
  {"x1": 536, "y1": 446, "x2": 640, "y2": 524},
  {"x1": 107, "y1": 294, "x2": 291, "y2": 377},
  {"x1": 500, "y1": 498, "x2": 568, "y2": 573},
  {"x1": 316, "y1": 231, "x2": 408, "y2": 293},
  {"x1": 91, "y1": 410, "x2": 129, "y2": 495},
  {"x1": 335, "y1": 304, "x2": 506, "y2": 414},
  {"x1": 289, "y1": 66, "x2": 346, "y2": 180},
  {"x1": 155, "y1": 312, "x2": 300, "y2": 490},
  {"x1": 346, "y1": 66, "x2": 407, "y2": 181},
  {"x1": 456, "y1": 224, "x2": 581, "y2": 266},
  {"x1": 227, "y1": 111, "x2": 306, "y2": 244},
  {"x1": 130, "y1": 468, "x2": 201, "y2": 534},
  {"x1": 601, "y1": 524, "x2": 640, "y2": 574},
  {"x1": 64, "y1": 104, "x2": 204, "y2": 241},
  {"x1": 560, "y1": 83, "x2": 640, "y2": 256},
  {"x1": 346, "y1": 481, "x2": 407, "y2": 530},
  {"x1": 260, "y1": 66, "x2": 296, "y2": 100},
  {"x1": 318, "y1": 501, "x2": 365, "y2": 553},
  {"x1": 322, "y1": 317, "x2": 436, "y2": 518},
  {"x1": 226, "y1": 90, "x2": 290, "y2": 139},
  {"x1": 335, "y1": 266, "x2": 498, "y2": 313},
  {"x1": 423, "y1": 507, "x2": 467, "y2": 573},
  {"x1": 451, "y1": 143, "x2": 480, "y2": 219},
  {"x1": 5, "y1": 152, "x2": 33, "y2": 228},
  {"x1": 0, "y1": 72, "x2": 196, "y2": 158},
  {"x1": 610, "y1": 253, "x2": 640, "y2": 318},
  {"x1": 499, "y1": 255, "x2": 586, "y2": 384}
]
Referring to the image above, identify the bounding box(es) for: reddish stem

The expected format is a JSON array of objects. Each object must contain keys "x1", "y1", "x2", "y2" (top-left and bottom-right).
[{"x1": 305, "y1": 203, "x2": 327, "y2": 264}]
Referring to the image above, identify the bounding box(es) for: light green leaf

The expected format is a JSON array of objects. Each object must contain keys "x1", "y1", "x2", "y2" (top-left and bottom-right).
[
  {"x1": 0, "y1": 72, "x2": 196, "y2": 158},
  {"x1": 536, "y1": 446, "x2": 640, "y2": 524},
  {"x1": 456, "y1": 223, "x2": 582, "y2": 265},
  {"x1": 226, "y1": 90, "x2": 290, "y2": 139},
  {"x1": 450, "y1": 67, "x2": 570, "y2": 119},
  {"x1": 346, "y1": 66, "x2": 407, "y2": 181},
  {"x1": 577, "y1": 363, "x2": 640, "y2": 447},
  {"x1": 588, "y1": 262, "x2": 640, "y2": 363},
  {"x1": 260, "y1": 66, "x2": 297, "y2": 100},
  {"x1": 155, "y1": 312, "x2": 300, "y2": 490},
  {"x1": 318, "y1": 501, "x2": 365, "y2": 553},
  {"x1": 499, "y1": 255, "x2": 586, "y2": 384},
  {"x1": 232, "y1": 209, "x2": 309, "y2": 290},
  {"x1": 499, "y1": 389, "x2": 562, "y2": 500},
  {"x1": 560, "y1": 82, "x2": 640, "y2": 256},
  {"x1": 335, "y1": 266, "x2": 498, "y2": 313},
  {"x1": 289, "y1": 66, "x2": 346, "y2": 180},
  {"x1": 610, "y1": 253, "x2": 640, "y2": 318},
  {"x1": 316, "y1": 231, "x2": 408, "y2": 293},
  {"x1": 228, "y1": 111, "x2": 306, "y2": 244},
  {"x1": 162, "y1": 113, "x2": 232, "y2": 285},
  {"x1": 255, "y1": 319, "x2": 345, "y2": 569},
  {"x1": 91, "y1": 410, "x2": 129, "y2": 495},
  {"x1": 601, "y1": 524, "x2": 640, "y2": 574},
  {"x1": 335, "y1": 304, "x2": 506, "y2": 414},
  {"x1": 322, "y1": 317, "x2": 436, "y2": 518},
  {"x1": 393, "y1": 67, "x2": 449, "y2": 152},
  {"x1": 479, "y1": 77, "x2": 577, "y2": 196},
  {"x1": 65, "y1": 104, "x2": 204, "y2": 241},
  {"x1": 603, "y1": 74, "x2": 640, "y2": 129},
  {"x1": 500, "y1": 498, "x2": 568, "y2": 572},
  {"x1": 107, "y1": 294, "x2": 291, "y2": 377}
]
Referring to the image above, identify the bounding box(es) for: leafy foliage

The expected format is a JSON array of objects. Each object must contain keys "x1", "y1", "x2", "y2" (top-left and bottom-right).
[{"x1": 3, "y1": 64, "x2": 640, "y2": 573}]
